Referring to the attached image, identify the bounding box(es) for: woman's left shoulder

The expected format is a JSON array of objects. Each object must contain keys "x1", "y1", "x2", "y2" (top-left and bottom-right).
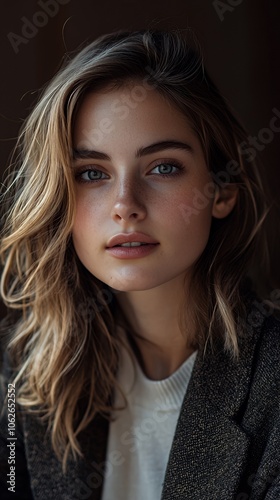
[
  {"x1": 241, "y1": 290, "x2": 280, "y2": 364},
  {"x1": 247, "y1": 309, "x2": 280, "y2": 391},
  {"x1": 239, "y1": 293, "x2": 280, "y2": 387},
  {"x1": 258, "y1": 312, "x2": 280, "y2": 362}
]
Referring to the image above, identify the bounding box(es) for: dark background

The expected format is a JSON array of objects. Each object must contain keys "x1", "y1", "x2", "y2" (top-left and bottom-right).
[{"x1": 1, "y1": 0, "x2": 280, "y2": 319}]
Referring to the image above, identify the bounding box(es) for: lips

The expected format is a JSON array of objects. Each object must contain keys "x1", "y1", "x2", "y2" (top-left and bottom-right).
[
  {"x1": 106, "y1": 232, "x2": 159, "y2": 248},
  {"x1": 105, "y1": 232, "x2": 159, "y2": 260}
]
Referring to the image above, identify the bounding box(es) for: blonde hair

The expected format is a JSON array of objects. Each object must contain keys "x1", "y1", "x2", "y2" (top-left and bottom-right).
[{"x1": 0, "y1": 29, "x2": 270, "y2": 469}]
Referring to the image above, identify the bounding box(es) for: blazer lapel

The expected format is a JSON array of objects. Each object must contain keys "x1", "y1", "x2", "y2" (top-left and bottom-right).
[{"x1": 161, "y1": 312, "x2": 263, "y2": 500}]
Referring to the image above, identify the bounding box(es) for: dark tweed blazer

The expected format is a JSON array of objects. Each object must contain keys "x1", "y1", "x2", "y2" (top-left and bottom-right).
[{"x1": 1, "y1": 304, "x2": 280, "y2": 500}]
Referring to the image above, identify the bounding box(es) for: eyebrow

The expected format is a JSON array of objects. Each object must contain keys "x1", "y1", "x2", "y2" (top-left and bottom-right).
[{"x1": 72, "y1": 140, "x2": 193, "y2": 161}]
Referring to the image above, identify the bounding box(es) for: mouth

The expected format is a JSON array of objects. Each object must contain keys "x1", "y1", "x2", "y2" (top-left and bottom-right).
[
  {"x1": 106, "y1": 232, "x2": 159, "y2": 249},
  {"x1": 112, "y1": 242, "x2": 152, "y2": 248},
  {"x1": 105, "y1": 235, "x2": 159, "y2": 259}
]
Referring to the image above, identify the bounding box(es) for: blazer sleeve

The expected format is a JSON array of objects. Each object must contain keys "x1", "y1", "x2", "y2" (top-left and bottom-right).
[{"x1": 0, "y1": 351, "x2": 34, "y2": 499}]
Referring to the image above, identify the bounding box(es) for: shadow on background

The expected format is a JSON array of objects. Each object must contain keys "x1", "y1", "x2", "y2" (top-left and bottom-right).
[{"x1": 1, "y1": 0, "x2": 280, "y2": 320}]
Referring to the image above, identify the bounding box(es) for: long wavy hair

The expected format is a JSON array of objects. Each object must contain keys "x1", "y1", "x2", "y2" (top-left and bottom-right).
[{"x1": 0, "y1": 29, "x2": 270, "y2": 469}]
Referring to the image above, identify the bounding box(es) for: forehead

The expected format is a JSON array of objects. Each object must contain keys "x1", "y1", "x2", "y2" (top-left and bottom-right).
[{"x1": 73, "y1": 84, "x2": 199, "y2": 151}]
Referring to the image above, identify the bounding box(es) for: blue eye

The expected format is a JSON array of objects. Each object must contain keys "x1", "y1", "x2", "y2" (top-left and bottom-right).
[
  {"x1": 76, "y1": 169, "x2": 108, "y2": 182},
  {"x1": 150, "y1": 162, "x2": 183, "y2": 176}
]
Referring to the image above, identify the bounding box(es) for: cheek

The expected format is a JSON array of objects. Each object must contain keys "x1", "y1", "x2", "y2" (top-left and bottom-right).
[
  {"x1": 73, "y1": 193, "x2": 102, "y2": 230},
  {"x1": 72, "y1": 196, "x2": 101, "y2": 253},
  {"x1": 172, "y1": 182, "x2": 214, "y2": 231},
  {"x1": 164, "y1": 189, "x2": 214, "y2": 250}
]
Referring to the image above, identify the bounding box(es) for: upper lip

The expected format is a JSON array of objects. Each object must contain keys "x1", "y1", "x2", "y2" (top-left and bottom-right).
[{"x1": 106, "y1": 232, "x2": 159, "y2": 248}]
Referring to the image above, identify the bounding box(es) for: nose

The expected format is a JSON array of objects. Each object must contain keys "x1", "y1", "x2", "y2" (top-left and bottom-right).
[{"x1": 111, "y1": 178, "x2": 147, "y2": 223}]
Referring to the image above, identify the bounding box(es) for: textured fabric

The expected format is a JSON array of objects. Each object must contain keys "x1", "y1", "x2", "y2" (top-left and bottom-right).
[
  {"x1": 101, "y1": 347, "x2": 197, "y2": 500},
  {"x1": 0, "y1": 302, "x2": 280, "y2": 499}
]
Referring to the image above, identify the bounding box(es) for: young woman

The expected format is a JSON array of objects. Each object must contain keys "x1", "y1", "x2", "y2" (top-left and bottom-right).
[{"x1": 0, "y1": 29, "x2": 280, "y2": 500}]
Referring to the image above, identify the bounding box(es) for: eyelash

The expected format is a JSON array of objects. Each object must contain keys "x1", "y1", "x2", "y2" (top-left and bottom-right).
[{"x1": 74, "y1": 161, "x2": 184, "y2": 183}]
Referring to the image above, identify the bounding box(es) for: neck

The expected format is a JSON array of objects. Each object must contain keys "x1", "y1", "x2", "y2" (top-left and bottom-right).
[{"x1": 116, "y1": 275, "x2": 196, "y2": 380}]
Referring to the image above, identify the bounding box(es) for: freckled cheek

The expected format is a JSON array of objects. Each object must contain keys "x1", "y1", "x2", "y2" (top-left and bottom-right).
[
  {"x1": 162, "y1": 191, "x2": 213, "y2": 244},
  {"x1": 73, "y1": 196, "x2": 105, "y2": 240},
  {"x1": 158, "y1": 191, "x2": 197, "y2": 220}
]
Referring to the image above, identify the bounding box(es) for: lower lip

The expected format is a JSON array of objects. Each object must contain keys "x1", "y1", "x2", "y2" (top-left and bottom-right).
[{"x1": 106, "y1": 244, "x2": 159, "y2": 259}]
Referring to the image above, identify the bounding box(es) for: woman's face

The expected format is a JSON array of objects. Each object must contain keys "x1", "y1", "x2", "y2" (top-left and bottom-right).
[{"x1": 72, "y1": 84, "x2": 217, "y2": 292}]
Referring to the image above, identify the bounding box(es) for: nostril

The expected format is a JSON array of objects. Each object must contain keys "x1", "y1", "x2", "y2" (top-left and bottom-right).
[{"x1": 112, "y1": 197, "x2": 147, "y2": 222}]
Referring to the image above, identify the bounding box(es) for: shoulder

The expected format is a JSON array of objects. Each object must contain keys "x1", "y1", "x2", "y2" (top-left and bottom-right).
[
  {"x1": 239, "y1": 286, "x2": 280, "y2": 376},
  {"x1": 259, "y1": 310, "x2": 280, "y2": 348},
  {"x1": 240, "y1": 289, "x2": 280, "y2": 365},
  {"x1": 251, "y1": 307, "x2": 280, "y2": 371},
  {"x1": 241, "y1": 309, "x2": 280, "y2": 422},
  {"x1": 252, "y1": 312, "x2": 280, "y2": 393}
]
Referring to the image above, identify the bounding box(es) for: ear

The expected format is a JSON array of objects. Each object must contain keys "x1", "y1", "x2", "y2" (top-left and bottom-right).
[{"x1": 212, "y1": 184, "x2": 238, "y2": 219}]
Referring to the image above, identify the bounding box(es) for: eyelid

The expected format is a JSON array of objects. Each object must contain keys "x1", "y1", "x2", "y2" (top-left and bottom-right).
[
  {"x1": 150, "y1": 158, "x2": 183, "y2": 167},
  {"x1": 73, "y1": 163, "x2": 105, "y2": 171}
]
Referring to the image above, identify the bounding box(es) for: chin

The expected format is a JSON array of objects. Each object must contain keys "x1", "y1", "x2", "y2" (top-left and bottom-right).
[
  {"x1": 105, "y1": 281, "x2": 155, "y2": 292},
  {"x1": 102, "y1": 274, "x2": 170, "y2": 293}
]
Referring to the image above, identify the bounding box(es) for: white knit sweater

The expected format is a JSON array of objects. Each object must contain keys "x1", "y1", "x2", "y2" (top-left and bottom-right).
[{"x1": 101, "y1": 344, "x2": 197, "y2": 500}]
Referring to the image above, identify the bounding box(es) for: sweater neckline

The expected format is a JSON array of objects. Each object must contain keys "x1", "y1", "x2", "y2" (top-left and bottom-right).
[{"x1": 117, "y1": 343, "x2": 198, "y2": 410}]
